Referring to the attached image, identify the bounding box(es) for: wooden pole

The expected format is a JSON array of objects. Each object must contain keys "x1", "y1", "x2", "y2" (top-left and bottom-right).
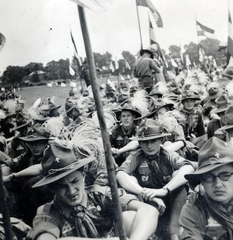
[
  {"x1": 0, "y1": 165, "x2": 14, "y2": 240},
  {"x1": 77, "y1": 6, "x2": 127, "y2": 240},
  {"x1": 135, "y1": 0, "x2": 143, "y2": 49}
]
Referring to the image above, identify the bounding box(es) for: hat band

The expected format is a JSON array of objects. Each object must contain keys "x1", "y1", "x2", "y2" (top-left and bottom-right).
[{"x1": 48, "y1": 161, "x2": 80, "y2": 176}]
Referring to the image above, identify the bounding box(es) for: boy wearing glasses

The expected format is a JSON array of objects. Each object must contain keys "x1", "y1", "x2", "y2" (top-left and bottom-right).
[{"x1": 179, "y1": 137, "x2": 233, "y2": 240}]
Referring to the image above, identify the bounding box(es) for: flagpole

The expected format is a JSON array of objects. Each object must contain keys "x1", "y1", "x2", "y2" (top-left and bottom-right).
[
  {"x1": 135, "y1": 0, "x2": 143, "y2": 49},
  {"x1": 77, "y1": 6, "x2": 127, "y2": 240}
]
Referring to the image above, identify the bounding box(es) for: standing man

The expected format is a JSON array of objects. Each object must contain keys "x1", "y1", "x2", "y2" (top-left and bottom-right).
[
  {"x1": 26, "y1": 141, "x2": 159, "y2": 240},
  {"x1": 133, "y1": 47, "x2": 160, "y2": 93},
  {"x1": 180, "y1": 137, "x2": 233, "y2": 240},
  {"x1": 116, "y1": 119, "x2": 194, "y2": 240}
]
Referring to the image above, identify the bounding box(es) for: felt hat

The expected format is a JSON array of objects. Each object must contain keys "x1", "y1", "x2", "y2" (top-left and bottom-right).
[
  {"x1": 32, "y1": 142, "x2": 94, "y2": 188},
  {"x1": 181, "y1": 90, "x2": 200, "y2": 102},
  {"x1": 120, "y1": 103, "x2": 142, "y2": 119},
  {"x1": 222, "y1": 66, "x2": 233, "y2": 79},
  {"x1": 149, "y1": 89, "x2": 163, "y2": 98},
  {"x1": 185, "y1": 137, "x2": 233, "y2": 181},
  {"x1": 140, "y1": 47, "x2": 154, "y2": 59},
  {"x1": 12, "y1": 113, "x2": 31, "y2": 131},
  {"x1": 65, "y1": 100, "x2": 79, "y2": 114},
  {"x1": 147, "y1": 99, "x2": 174, "y2": 118},
  {"x1": 211, "y1": 95, "x2": 229, "y2": 114},
  {"x1": 218, "y1": 105, "x2": 233, "y2": 131},
  {"x1": 130, "y1": 119, "x2": 171, "y2": 141},
  {"x1": 18, "y1": 123, "x2": 50, "y2": 142}
]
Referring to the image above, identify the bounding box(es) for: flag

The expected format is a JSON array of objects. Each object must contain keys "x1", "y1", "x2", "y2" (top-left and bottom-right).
[
  {"x1": 170, "y1": 57, "x2": 178, "y2": 68},
  {"x1": 149, "y1": 14, "x2": 157, "y2": 44},
  {"x1": 136, "y1": 0, "x2": 163, "y2": 28},
  {"x1": 0, "y1": 33, "x2": 6, "y2": 53},
  {"x1": 196, "y1": 21, "x2": 215, "y2": 39},
  {"x1": 109, "y1": 61, "x2": 115, "y2": 72},
  {"x1": 228, "y1": 9, "x2": 233, "y2": 56},
  {"x1": 199, "y1": 45, "x2": 206, "y2": 62},
  {"x1": 70, "y1": 30, "x2": 82, "y2": 67},
  {"x1": 125, "y1": 59, "x2": 131, "y2": 70},
  {"x1": 69, "y1": 0, "x2": 113, "y2": 12},
  {"x1": 185, "y1": 54, "x2": 192, "y2": 67},
  {"x1": 69, "y1": 65, "x2": 75, "y2": 76},
  {"x1": 115, "y1": 58, "x2": 119, "y2": 70},
  {"x1": 119, "y1": 74, "x2": 125, "y2": 81}
]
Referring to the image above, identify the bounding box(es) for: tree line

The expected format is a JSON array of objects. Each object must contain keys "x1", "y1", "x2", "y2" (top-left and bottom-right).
[{"x1": 0, "y1": 38, "x2": 222, "y2": 86}]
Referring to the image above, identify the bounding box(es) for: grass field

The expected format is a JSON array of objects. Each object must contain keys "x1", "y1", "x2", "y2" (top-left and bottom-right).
[{"x1": 18, "y1": 76, "x2": 119, "y2": 111}]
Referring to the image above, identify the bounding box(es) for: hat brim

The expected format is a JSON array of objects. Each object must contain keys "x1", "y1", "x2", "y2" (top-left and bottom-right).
[
  {"x1": 181, "y1": 97, "x2": 200, "y2": 102},
  {"x1": 218, "y1": 124, "x2": 233, "y2": 131},
  {"x1": 18, "y1": 136, "x2": 48, "y2": 142},
  {"x1": 66, "y1": 105, "x2": 79, "y2": 114},
  {"x1": 147, "y1": 103, "x2": 174, "y2": 118},
  {"x1": 120, "y1": 108, "x2": 142, "y2": 119},
  {"x1": 32, "y1": 156, "x2": 94, "y2": 188},
  {"x1": 49, "y1": 105, "x2": 61, "y2": 112},
  {"x1": 211, "y1": 107, "x2": 228, "y2": 114},
  {"x1": 140, "y1": 49, "x2": 153, "y2": 59},
  {"x1": 130, "y1": 132, "x2": 171, "y2": 141},
  {"x1": 185, "y1": 157, "x2": 233, "y2": 181},
  {"x1": 12, "y1": 121, "x2": 31, "y2": 131}
]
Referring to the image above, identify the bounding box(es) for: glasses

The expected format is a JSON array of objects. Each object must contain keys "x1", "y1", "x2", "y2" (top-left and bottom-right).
[{"x1": 201, "y1": 172, "x2": 233, "y2": 183}]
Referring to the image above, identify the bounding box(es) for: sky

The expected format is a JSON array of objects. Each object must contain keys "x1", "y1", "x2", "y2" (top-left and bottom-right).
[{"x1": 0, "y1": 0, "x2": 232, "y2": 75}]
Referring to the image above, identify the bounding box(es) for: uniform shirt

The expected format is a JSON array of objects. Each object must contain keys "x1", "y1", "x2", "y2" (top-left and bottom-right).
[
  {"x1": 207, "y1": 119, "x2": 222, "y2": 139},
  {"x1": 118, "y1": 146, "x2": 192, "y2": 189},
  {"x1": 110, "y1": 124, "x2": 137, "y2": 166},
  {"x1": 133, "y1": 57, "x2": 160, "y2": 78},
  {"x1": 179, "y1": 192, "x2": 230, "y2": 240},
  {"x1": 27, "y1": 185, "x2": 137, "y2": 240}
]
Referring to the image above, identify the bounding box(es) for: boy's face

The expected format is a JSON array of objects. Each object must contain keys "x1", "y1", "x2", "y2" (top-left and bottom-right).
[
  {"x1": 51, "y1": 171, "x2": 85, "y2": 207},
  {"x1": 26, "y1": 140, "x2": 48, "y2": 156},
  {"x1": 121, "y1": 110, "x2": 135, "y2": 129},
  {"x1": 183, "y1": 99, "x2": 195, "y2": 111},
  {"x1": 139, "y1": 138, "x2": 162, "y2": 156}
]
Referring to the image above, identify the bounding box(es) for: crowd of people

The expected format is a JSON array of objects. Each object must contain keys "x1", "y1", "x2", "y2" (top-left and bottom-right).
[{"x1": 1, "y1": 43, "x2": 233, "y2": 240}]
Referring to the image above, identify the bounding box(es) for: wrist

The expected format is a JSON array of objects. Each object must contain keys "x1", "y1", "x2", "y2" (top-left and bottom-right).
[{"x1": 162, "y1": 186, "x2": 171, "y2": 195}]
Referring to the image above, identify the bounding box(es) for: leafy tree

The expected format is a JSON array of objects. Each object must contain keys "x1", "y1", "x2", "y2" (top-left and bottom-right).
[
  {"x1": 31, "y1": 71, "x2": 40, "y2": 83},
  {"x1": 184, "y1": 42, "x2": 199, "y2": 65},
  {"x1": 1, "y1": 66, "x2": 26, "y2": 85},
  {"x1": 168, "y1": 45, "x2": 181, "y2": 59}
]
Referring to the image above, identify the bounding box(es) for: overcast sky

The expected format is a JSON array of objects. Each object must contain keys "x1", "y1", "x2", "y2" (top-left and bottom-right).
[{"x1": 0, "y1": 0, "x2": 231, "y2": 74}]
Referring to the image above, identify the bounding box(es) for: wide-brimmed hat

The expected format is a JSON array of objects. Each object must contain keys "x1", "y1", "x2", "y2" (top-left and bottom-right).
[
  {"x1": 185, "y1": 137, "x2": 233, "y2": 181},
  {"x1": 18, "y1": 123, "x2": 50, "y2": 142},
  {"x1": 120, "y1": 103, "x2": 142, "y2": 119},
  {"x1": 32, "y1": 142, "x2": 94, "y2": 188},
  {"x1": 12, "y1": 114, "x2": 31, "y2": 131},
  {"x1": 181, "y1": 90, "x2": 200, "y2": 102},
  {"x1": 211, "y1": 95, "x2": 229, "y2": 114},
  {"x1": 218, "y1": 105, "x2": 233, "y2": 131},
  {"x1": 147, "y1": 99, "x2": 174, "y2": 118},
  {"x1": 222, "y1": 66, "x2": 233, "y2": 79},
  {"x1": 130, "y1": 119, "x2": 171, "y2": 141},
  {"x1": 149, "y1": 89, "x2": 163, "y2": 98},
  {"x1": 140, "y1": 48, "x2": 154, "y2": 59},
  {"x1": 65, "y1": 100, "x2": 79, "y2": 114}
]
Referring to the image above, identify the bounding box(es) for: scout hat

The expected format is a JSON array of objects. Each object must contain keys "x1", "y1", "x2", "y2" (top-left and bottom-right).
[
  {"x1": 218, "y1": 105, "x2": 233, "y2": 131},
  {"x1": 222, "y1": 66, "x2": 233, "y2": 79},
  {"x1": 18, "y1": 123, "x2": 50, "y2": 142},
  {"x1": 211, "y1": 95, "x2": 229, "y2": 114},
  {"x1": 65, "y1": 100, "x2": 79, "y2": 114},
  {"x1": 120, "y1": 103, "x2": 142, "y2": 119},
  {"x1": 140, "y1": 47, "x2": 154, "y2": 59},
  {"x1": 12, "y1": 112, "x2": 31, "y2": 131},
  {"x1": 147, "y1": 99, "x2": 174, "y2": 118},
  {"x1": 181, "y1": 90, "x2": 200, "y2": 102},
  {"x1": 185, "y1": 137, "x2": 233, "y2": 181},
  {"x1": 149, "y1": 88, "x2": 163, "y2": 98},
  {"x1": 130, "y1": 119, "x2": 171, "y2": 141},
  {"x1": 32, "y1": 141, "x2": 94, "y2": 187}
]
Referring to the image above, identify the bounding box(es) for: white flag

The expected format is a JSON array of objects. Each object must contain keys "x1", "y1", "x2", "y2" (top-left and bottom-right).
[{"x1": 69, "y1": 65, "x2": 75, "y2": 76}]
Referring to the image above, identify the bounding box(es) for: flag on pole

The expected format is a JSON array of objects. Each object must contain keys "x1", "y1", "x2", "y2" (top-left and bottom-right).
[
  {"x1": 199, "y1": 45, "x2": 206, "y2": 62},
  {"x1": 228, "y1": 9, "x2": 233, "y2": 57},
  {"x1": 125, "y1": 59, "x2": 131, "y2": 70},
  {"x1": 69, "y1": 65, "x2": 75, "y2": 76},
  {"x1": 109, "y1": 61, "x2": 115, "y2": 72},
  {"x1": 69, "y1": 0, "x2": 113, "y2": 12},
  {"x1": 136, "y1": 0, "x2": 163, "y2": 28},
  {"x1": 115, "y1": 58, "x2": 119, "y2": 70},
  {"x1": 119, "y1": 74, "x2": 125, "y2": 81},
  {"x1": 70, "y1": 30, "x2": 82, "y2": 67},
  {"x1": 196, "y1": 21, "x2": 215, "y2": 39},
  {"x1": 170, "y1": 57, "x2": 178, "y2": 68},
  {"x1": 149, "y1": 14, "x2": 157, "y2": 44},
  {"x1": 185, "y1": 54, "x2": 192, "y2": 67},
  {"x1": 0, "y1": 33, "x2": 6, "y2": 53}
]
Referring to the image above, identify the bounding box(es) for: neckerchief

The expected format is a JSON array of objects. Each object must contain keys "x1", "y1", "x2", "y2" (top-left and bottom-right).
[{"x1": 204, "y1": 194, "x2": 233, "y2": 240}]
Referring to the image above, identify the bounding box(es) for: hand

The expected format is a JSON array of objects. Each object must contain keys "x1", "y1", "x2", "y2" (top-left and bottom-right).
[
  {"x1": 141, "y1": 188, "x2": 168, "y2": 201},
  {"x1": 151, "y1": 197, "x2": 166, "y2": 215},
  {"x1": 111, "y1": 148, "x2": 120, "y2": 155},
  {"x1": 3, "y1": 173, "x2": 14, "y2": 182}
]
